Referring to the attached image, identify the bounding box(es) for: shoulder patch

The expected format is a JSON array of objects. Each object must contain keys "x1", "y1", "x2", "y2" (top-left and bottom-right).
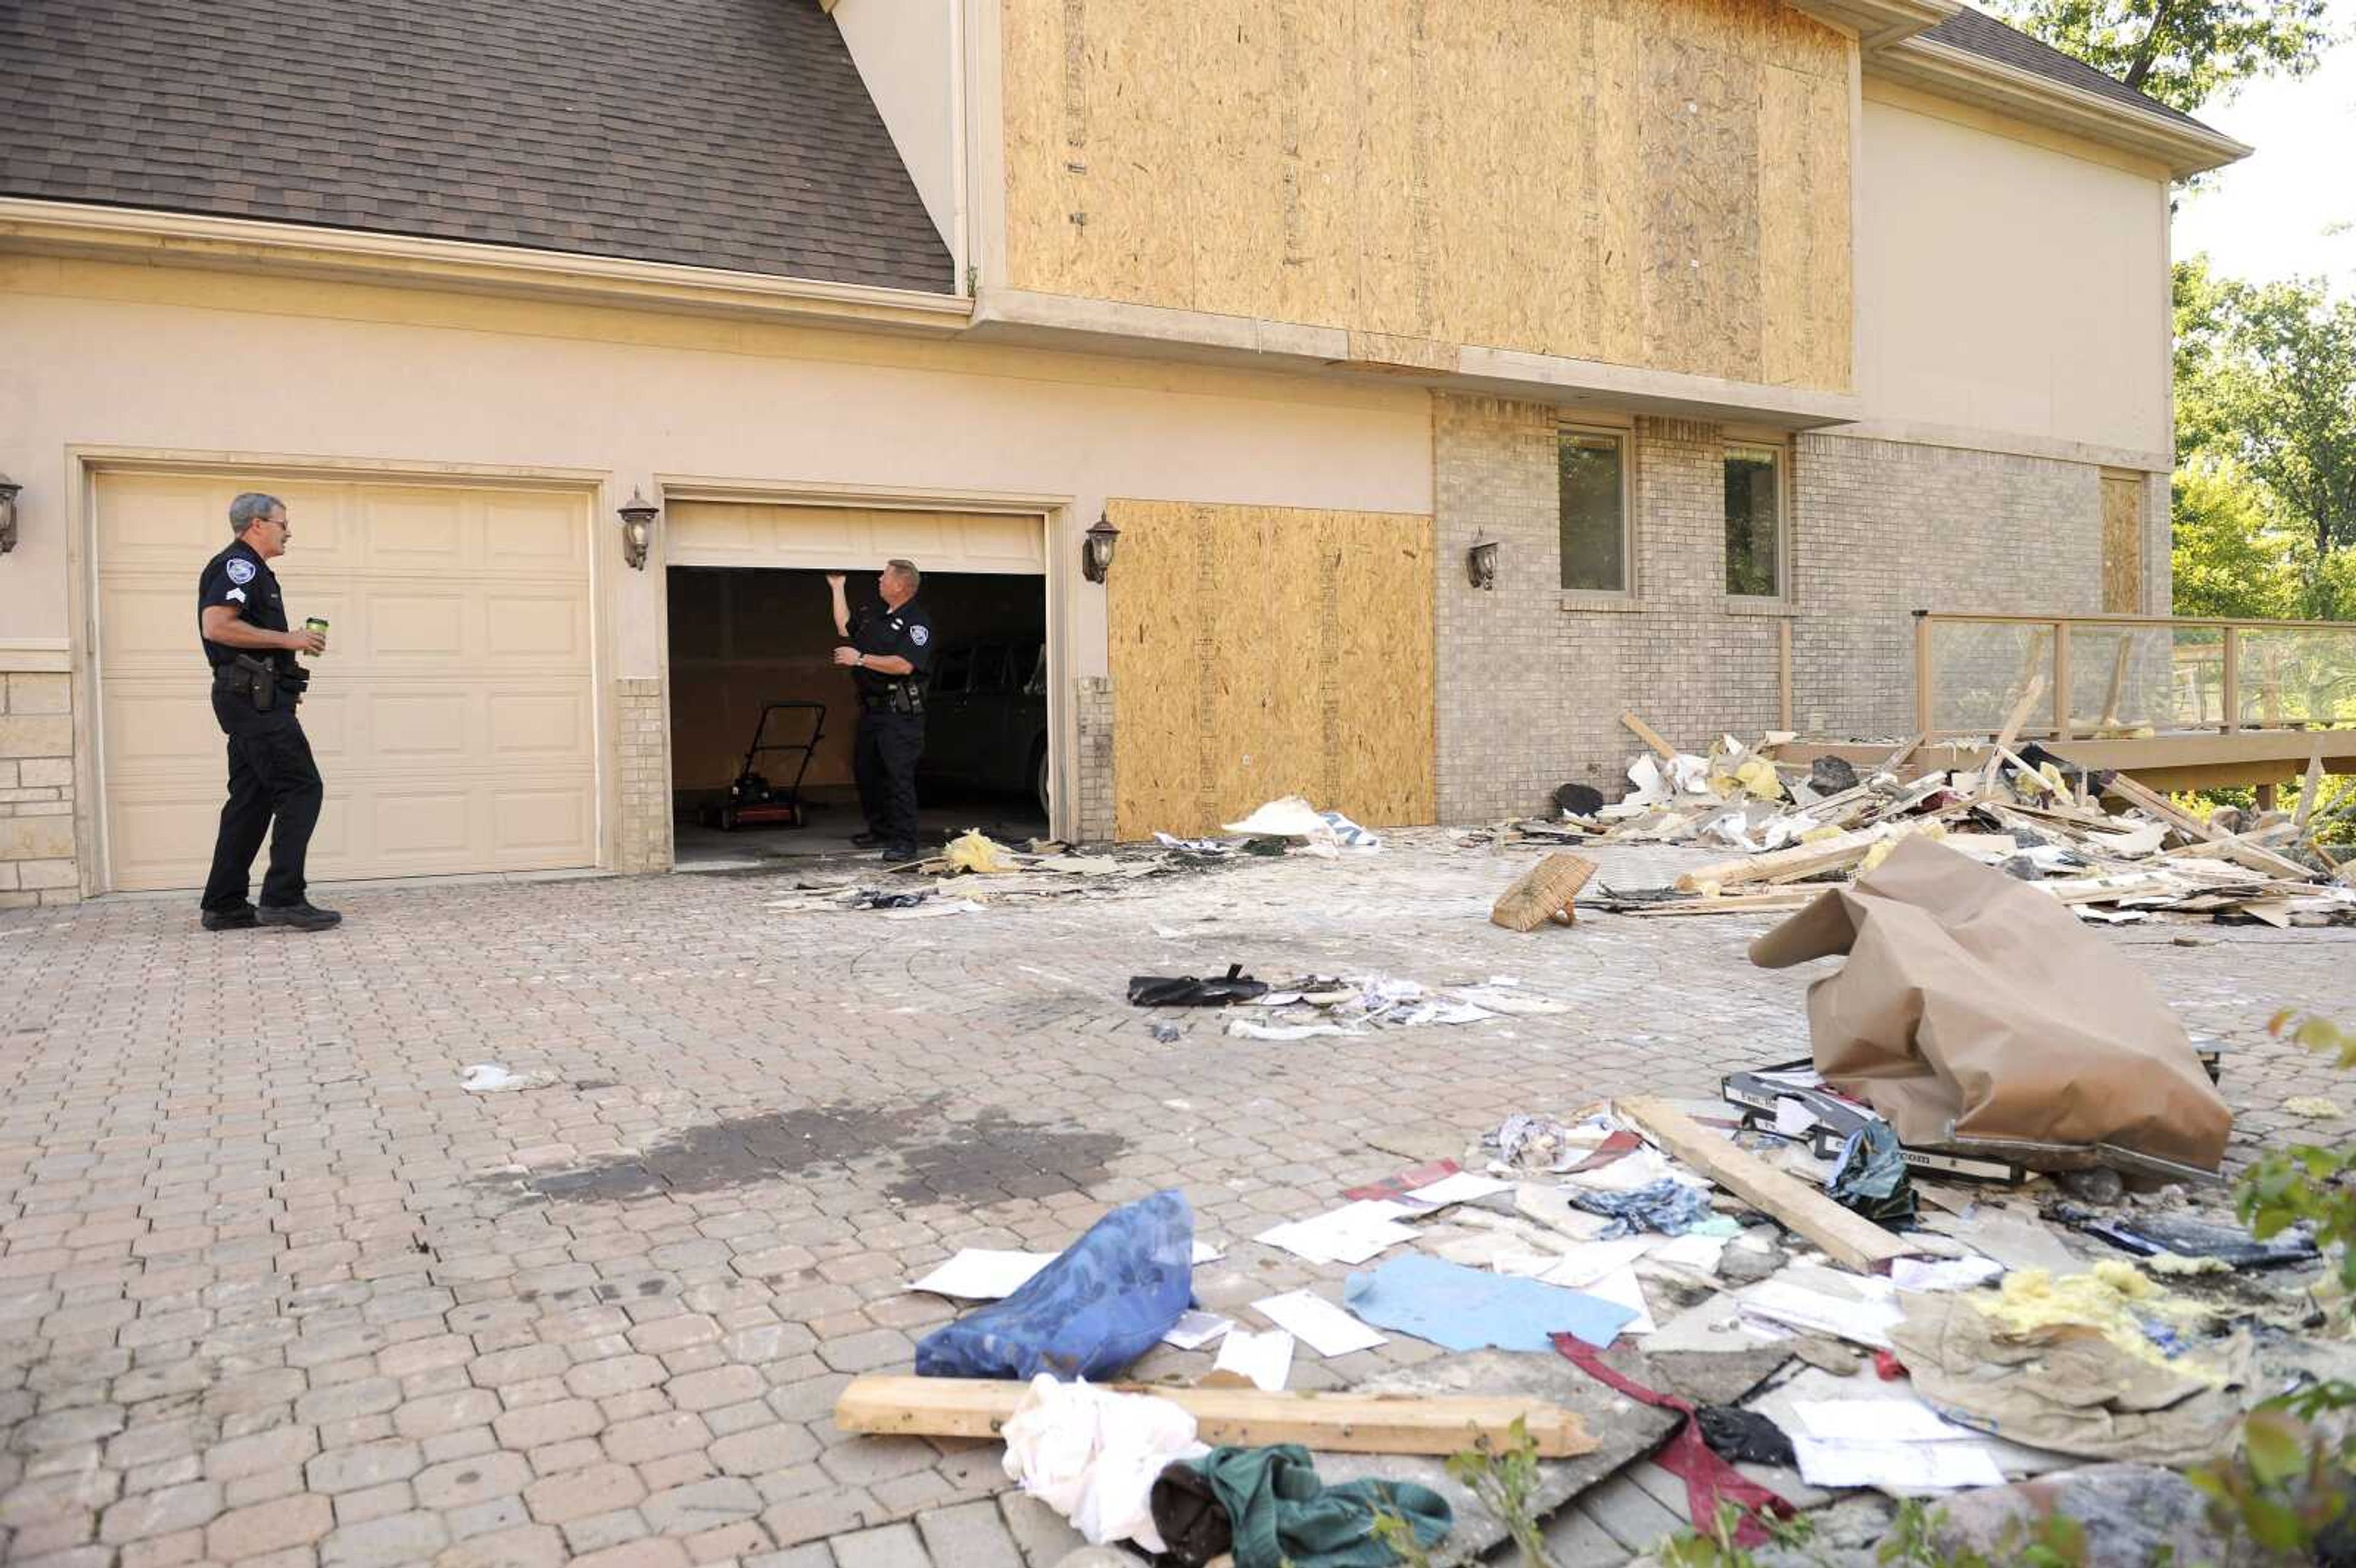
[
  {"x1": 225, "y1": 558, "x2": 256, "y2": 585},
  {"x1": 909, "y1": 625, "x2": 930, "y2": 647},
  {"x1": 225, "y1": 587, "x2": 247, "y2": 604}
]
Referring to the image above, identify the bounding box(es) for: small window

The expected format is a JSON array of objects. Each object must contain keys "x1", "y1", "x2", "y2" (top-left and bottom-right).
[
  {"x1": 1724, "y1": 444, "x2": 1783, "y2": 598},
  {"x1": 931, "y1": 645, "x2": 973, "y2": 693},
  {"x1": 1558, "y1": 429, "x2": 1628, "y2": 593},
  {"x1": 968, "y1": 645, "x2": 1011, "y2": 693}
]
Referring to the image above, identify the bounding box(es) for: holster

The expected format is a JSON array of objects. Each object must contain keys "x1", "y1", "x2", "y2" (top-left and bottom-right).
[
  {"x1": 225, "y1": 654, "x2": 277, "y2": 713},
  {"x1": 864, "y1": 683, "x2": 925, "y2": 717}
]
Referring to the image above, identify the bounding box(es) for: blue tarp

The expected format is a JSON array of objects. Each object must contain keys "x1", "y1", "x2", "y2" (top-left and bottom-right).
[
  {"x1": 1342, "y1": 1254, "x2": 1636, "y2": 1352},
  {"x1": 915, "y1": 1189, "x2": 1194, "y2": 1380}
]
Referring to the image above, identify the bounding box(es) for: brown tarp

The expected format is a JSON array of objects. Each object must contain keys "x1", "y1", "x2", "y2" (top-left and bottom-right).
[{"x1": 1749, "y1": 836, "x2": 2231, "y2": 1174}]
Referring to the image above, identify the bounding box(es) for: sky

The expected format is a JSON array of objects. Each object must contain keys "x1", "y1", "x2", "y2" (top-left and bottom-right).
[{"x1": 2168, "y1": 7, "x2": 2356, "y2": 296}]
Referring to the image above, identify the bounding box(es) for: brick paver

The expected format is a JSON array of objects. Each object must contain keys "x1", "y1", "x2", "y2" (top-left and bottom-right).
[{"x1": 1, "y1": 834, "x2": 2350, "y2": 1564}]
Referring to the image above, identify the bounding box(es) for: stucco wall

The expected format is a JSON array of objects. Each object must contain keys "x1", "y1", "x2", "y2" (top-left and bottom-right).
[
  {"x1": 1854, "y1": 82, "x2": 2172, "y2": 463},
  {"x1": 0, "y1": 256, "x2": 1431, "y2": 875}
]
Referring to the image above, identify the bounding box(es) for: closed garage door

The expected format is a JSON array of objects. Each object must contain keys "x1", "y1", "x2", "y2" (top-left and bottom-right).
[
  {"x1": 94, "y1": 471, "x2": 599, "y2": 891},
  {"x1": 665, "y1": 500, "x2": 1045, "y2": 572}
]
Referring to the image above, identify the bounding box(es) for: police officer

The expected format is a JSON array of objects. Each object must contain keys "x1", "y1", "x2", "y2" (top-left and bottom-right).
[
  {"x1": 196, "y1": 492, "x2": 339, "y2": 931},
  {"x1": 826, "y1": 559, "x2": 933, "y2": 861}
]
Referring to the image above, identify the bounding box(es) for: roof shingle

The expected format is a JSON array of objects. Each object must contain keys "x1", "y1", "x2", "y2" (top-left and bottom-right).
[
  {"x1": 0, "y1": 0, "x2": 953, "y2": 294},
  {"x1": 1923, "y1": 6, "x2": 2216, "y2": 134}
]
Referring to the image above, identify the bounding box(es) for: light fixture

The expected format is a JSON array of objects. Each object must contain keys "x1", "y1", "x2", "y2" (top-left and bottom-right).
[
  {"x1": 1466, "y1": 533, "x2": 1498, "y2": 591},
  {"x1": 617, "y1": 490, "x2": 658, "y2": 571},
  {"x1": 0, "y1": 474, "x2": 18, "y2": 556},
  {"x1": 1082, "y1": 510, "x2": 1120, "y2": 585}
]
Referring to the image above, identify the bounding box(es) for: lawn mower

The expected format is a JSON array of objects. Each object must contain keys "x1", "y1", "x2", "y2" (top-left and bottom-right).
[{"x1": 702, "y1": 701, "x2": 826, "y2": 831}]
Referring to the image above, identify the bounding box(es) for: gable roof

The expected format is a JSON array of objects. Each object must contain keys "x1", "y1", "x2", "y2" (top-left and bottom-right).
[
  {"x1": 0, "y1": 0, "x2": 952, "y2": 294},
  {"x1": 1922, "y1": 6, "x2": 2213, "y2": 134}
]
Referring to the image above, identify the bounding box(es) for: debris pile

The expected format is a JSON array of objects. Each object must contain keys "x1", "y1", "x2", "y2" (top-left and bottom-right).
[{"x1": 1520, "y1": 714, "x2": 2355, "y2": 927}]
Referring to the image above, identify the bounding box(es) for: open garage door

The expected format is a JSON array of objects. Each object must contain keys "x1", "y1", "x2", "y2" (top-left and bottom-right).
[{"x1": 93, "y1": 471, "x2": 599, "y2": 891}]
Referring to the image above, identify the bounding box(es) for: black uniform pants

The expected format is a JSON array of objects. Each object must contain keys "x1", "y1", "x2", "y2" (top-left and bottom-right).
[
  {"x1": 853, "y1": 709, "x2": 925, "y2": 848},
  {"x1": 201, "y1": 688, "x2": 324, "y2": 913}
]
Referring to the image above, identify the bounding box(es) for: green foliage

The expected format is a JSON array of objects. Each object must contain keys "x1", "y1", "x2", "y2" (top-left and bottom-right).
[
  {"x1": 1371, "y1": 1417, "x2": 1557, "y2": 1568},
  {"x1": 2170, "y1": 458, "x2": 2300, "y2": 620},
  {"x1": 2186, "y1": 1012, "x2": 2356, "y2": 1560},
  {"x1": 1984, "y1": 0, "x2": 2333, "y2": 112},
  {"x1": 2174, "y1": 259, "x2": 2356, "y2": 619}
]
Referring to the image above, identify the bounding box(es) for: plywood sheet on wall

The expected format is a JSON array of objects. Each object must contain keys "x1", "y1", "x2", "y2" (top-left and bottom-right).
[
  {"x1": 1001, "y1": 0, "x2": 1854, "y2": 391},
  {"x1": 2101, "y1": 474, "x2": 2144, "y2": 613},
  {"x1": 1106, "y1": 500, "x2": 1436, "y2": 839}
]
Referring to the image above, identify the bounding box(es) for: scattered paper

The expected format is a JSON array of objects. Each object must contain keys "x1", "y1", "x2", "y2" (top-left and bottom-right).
[
  {"x1": 907, "y1": 1250, "x2": 1055, "y2": 1299},
  {"x1": 1213, "y1": 1329, "x2": 1295, "y2": 1391},
  {"x1": 1522, "y1": 1236, "x2": 1660, "y2": 1289},
  {"x1": 1162, "y1": 1310, "x2": 1233, "y2": 1351},
  {"x1": 1398, "y1": 1172, "x2": 1516, "y2": 1209},
  {"x1": 1646, "y1": 1234, "x2": 1731, "y2": 1277},
  {"x1": 1253, "y1": 1291, "x2": 1387, "y2": 1357},
  {"x1": 1229, "y1": 1020, "x2": 1367, "y2": 1042},
  {"x1": 1255, "y1": 1202, "x2": 1421, "y2": 1266},
  {"x1": 1583, "y1": 1267, "x2": 1657, "y2": 1336},
  {"x1": 1891, "y1": 1256, "x2": 2005, "y2": 1293},
  {"x1": 1791, "y1": 1436, "x2": 2006, "y2": 1491},
  {"x1": 460, "y1": 1064, "x2": 557, "y2": 1093},
  {"x1": 1191, "y1": 1239, "x2": 1224, "y2": 1265},
  {"x1": 1736, "y1": 1276, "x2": 1904, "y2": 1350},
  {"x1": 883, "y1": 899, "x2": 985, "y2": 921},
  {"x1": 1792, "y1": 1399, "x2": 1977, "y2": 1445}
]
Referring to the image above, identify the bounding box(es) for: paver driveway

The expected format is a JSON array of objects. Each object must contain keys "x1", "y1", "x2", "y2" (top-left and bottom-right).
[{"x1": 2, "y1": 834, "x2": 2351, "y2": 1566}]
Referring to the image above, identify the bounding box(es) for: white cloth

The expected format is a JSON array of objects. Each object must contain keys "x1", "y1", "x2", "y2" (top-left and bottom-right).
[{"x1": 999, "y1": 1375, "x2": 1209, "y2": 1553}]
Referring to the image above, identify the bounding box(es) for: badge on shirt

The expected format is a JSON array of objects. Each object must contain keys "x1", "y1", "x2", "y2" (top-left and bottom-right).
[
  {"x1": 226, "y1": 558, "x2": 256, "y2": 585},
  {"x1": 910, "y1": 625, "x2": 930, "y2": 647}
]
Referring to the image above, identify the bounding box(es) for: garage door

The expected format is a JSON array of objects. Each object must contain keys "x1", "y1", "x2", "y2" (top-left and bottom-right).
[
  {"x1": 666, "y1": 501, "x2": 1045, "y2": 572},
  {"x1": 94, "y1": 471, "x2": 599, "y2": 891}
]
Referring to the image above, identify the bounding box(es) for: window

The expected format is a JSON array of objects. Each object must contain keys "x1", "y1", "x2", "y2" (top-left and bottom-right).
[
  {"x1": 968, "y1": 645, "x2": 1011, "y2": 693},
  {"x1": 931, "y1": 645, "x2": 973, "y2": 694},
  {"x1": 1558, "y1": 429, "x2": 1629, "y2": 593},
  {"x1": 1724, "y1": 444, "x2": 1783, "y2": 598}
]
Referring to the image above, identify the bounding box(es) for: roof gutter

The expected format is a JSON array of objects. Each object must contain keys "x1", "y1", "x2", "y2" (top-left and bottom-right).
[
  {"x1": 0, "y1": 199, "x2": 976, "y2": 335},
  {"x1": 1866, "y1": 37, "x2": 2252, "y2": 177}
]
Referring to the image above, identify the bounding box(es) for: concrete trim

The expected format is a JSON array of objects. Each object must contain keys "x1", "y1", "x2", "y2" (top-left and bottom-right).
[
  {"x1": 1867, "y1": 38, "x2": 2250, "y2": 177},
  {"x1": 0, "y1": 199, "x2": 977, "y2": 335},
  {"x1": 1813, "y1": 420, "x2": 2172, "y2": 474},
  {"x1": 971, "y1": 288, "x2": 1866, "y2": 428},
  {"x1": 0, "y1": 640, "x2": 72, "y2": 674}
]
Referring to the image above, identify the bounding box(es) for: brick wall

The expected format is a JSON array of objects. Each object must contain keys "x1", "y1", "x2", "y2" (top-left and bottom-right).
[
  {"x1": 1431, "y1": 393, "x2": 2136, "y2": 819},
  {"x1": 0, "y1": 671, "x2": 79, "y2": 907},
  {"x1": 614, "y1": 678, "x2": 672, "y2": 874},
  {"x1": 1071, "y1": 677, "x2": 1115, "y2": 844}
]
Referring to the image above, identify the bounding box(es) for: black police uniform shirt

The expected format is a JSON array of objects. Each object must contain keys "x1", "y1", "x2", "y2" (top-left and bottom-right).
[
  {"x1": 849, "y1": 598, "x2": 934, "y2": 698},
  {"x1": 197, "y1": 537, "x2": 292, "y2": 672}
]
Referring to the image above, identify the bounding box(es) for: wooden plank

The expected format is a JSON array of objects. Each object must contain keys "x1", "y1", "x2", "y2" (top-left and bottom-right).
[
  {"x1": 1622, "y1": 711, "x2": 1678, "y2": 761},
  {"x1": 832, "y1": 1375, "x2": 1596, "y2": 1458},
  {"x1": 1983, "y1": 674, "x2": 2047, "y2": 792},
  {"x1": 1674, "y1": 826, "x2": 1883, "y2": 893},
  {"x1": 2295, "y1": 739, "x2": 2327, "y2": 830},
  {"x1": 1619, "y1": 1097, "x2": 1915, "y2": 1274},
  {"x1": 2104, "y1": 774, "x2": 2315, "y2": 879}
]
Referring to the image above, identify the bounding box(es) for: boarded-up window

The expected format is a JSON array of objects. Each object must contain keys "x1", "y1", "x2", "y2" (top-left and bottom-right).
[
  {"x1": 1560, "y1": 430, "x2": 1630, "y2": 592},
  {"x1": 2101, "y1": 474, "x2": 2144, "y2": 613},
  {"x1": 1725, "y1": 445, "x2": 1783, "y2": 598}
]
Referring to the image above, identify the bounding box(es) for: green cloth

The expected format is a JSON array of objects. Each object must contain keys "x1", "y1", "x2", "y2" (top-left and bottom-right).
[{"x1": 1189, "y1": 1443, "x2": 1452, "y2": 1568}]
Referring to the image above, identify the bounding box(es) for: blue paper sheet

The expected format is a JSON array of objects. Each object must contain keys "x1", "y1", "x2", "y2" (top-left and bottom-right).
[{"x1": 1342, "y1": 1253, "x2": 1638, "y2": 1352}]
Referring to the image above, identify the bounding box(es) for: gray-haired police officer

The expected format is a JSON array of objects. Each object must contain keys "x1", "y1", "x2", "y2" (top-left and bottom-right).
[
  {"x1": 196, "y1": 491, "x2": 339, "y2": 931},
  {"x1": 826, "y1": 559, "x2": 933, "y2": 861}
]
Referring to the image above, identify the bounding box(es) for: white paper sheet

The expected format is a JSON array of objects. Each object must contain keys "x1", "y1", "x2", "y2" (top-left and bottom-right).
[
  {"x1": 1253, "y1": 1290, "x2": 1387, "y2": 1356},
  {"x1": 1398, "y1": 1172, "x2": 1517, "y2": 1208},
  {"x1": 1162, "y1": 1310, "x2": 1233, "y2": 1351},
  {"x1": 1791, "y1": 1437, "x2": 2006, "y2": 1491},
  {"x1": 1792, "y1": 1399, "x2": 1977, "y2": 1445},
  {"x1": 906, "y1": 1249, "x2": 1055, "y2": 1298},
  {"x1": 1191, "y1": 1239, "x2": 1224, "y2": 1265},
  {"x1": 882, "y1": 899, "x2": 986, "y2": 920},
  {"x1": 1736, "y1": 1276, "x2": 1904, "y2": 1350},
  {"x1": 1890, "y1": 1255, "x2": 2004, "y2": 1293},
  {"x1": 1254, "y1": 1202, "x2": 1421, "y2": 1266},
  {"x1": 1645, "y1": 1234, "x2": 1730, "y2": 1276},
  {"x1": 1582, "y1": 1267, "x2": 1657, "y2": 1336},
  {"x1": 1212, "y1": 1329, "x2": 1295, "y2": 1391},
  {"x1": 1526, "y1": 1236, "x2": 1660, "y2": 1289}
]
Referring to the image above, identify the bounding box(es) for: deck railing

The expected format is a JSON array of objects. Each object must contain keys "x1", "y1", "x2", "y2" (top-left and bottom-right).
[{"x1": 1912, "y1": 611, "x2": 2356, "y2": 742}]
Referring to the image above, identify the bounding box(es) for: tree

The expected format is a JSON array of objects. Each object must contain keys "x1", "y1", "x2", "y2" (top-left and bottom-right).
[
  {"x1": 2185, "y1": 270, "x2": 2356, "y2": 616},
  {"x1": 2169, "y1": 458, "x2": 2297, "y2": 618},
  {"x1": 1986, "y1": 0, "x2": 2335, "y2": 112}
]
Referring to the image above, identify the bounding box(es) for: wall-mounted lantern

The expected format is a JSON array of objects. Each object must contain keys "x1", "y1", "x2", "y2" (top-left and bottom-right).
[
  {"x1": 1082, "y1": 510, "x2": 1121, "y2": 585},
  {"x1": 0, "y1": 474, "x2": 20, "y2": 556},
  {"x1": 617, "y1": 490, "x2": 659, "y2": 571},
  {"x1": 1466, "y1": 533, "x2": 1499, "y2": 591}
]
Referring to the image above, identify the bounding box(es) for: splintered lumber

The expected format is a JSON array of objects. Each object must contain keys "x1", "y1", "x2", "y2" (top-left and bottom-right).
[
  {"x1": 1626, "y1": 891, "x2": 1819, "y2": 916},
  {"x1": 1619, "y1": 1098, "x2": 1915, "y2": 1274},
  {"x1": 2295, "y1": 740, "x2": 2326, "y2": 830},
  {"x1": 832, "y1": 1376, "x2": 1596, "y2": 1458},
  {"x1": 1622, "y1": 711, "x2": 1679, "y2": 761},
  {"x1": 1982, "y1": 676, "x2": 2048, "y2": 792},
  {"x1": 2104, "y1": 774, "x2": 2315, "y2": 879},
  {"x1": 1492, "y1": 853, "x2": 1598, "y2": 931},
  {"x1": 1881, "y1": 734, "x2": 1927, "y2": 774},
  {"x1": 1675, "y1": 826, "x2": 1884, "y2": 893}
]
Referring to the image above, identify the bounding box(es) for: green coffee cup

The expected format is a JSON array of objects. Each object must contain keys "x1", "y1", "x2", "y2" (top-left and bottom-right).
[{"x1": 304, "y1": 617, "x2": 329, "y2": 655}]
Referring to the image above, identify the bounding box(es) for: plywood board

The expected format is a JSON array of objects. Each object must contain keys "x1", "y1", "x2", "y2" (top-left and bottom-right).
[
  {"x1": 999, "y1": 0, "x2": 1854, "y2": 391},
  {"x1": 2101, "y1": 474, "x2": 2144, "y2": 613},
  {"x1": 1107, "y1": 499, "x2": 1436, "y2": 839}
]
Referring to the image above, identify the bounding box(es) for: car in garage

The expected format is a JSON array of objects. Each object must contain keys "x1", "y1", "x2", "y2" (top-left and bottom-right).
[{"x1": 918, "y1": 640, "x2": 1050, "y2": 816}]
